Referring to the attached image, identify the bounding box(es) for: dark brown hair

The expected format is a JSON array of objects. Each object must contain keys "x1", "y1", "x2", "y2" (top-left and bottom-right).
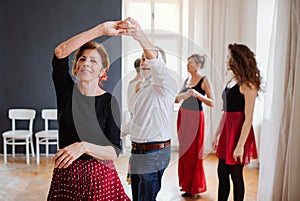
[
  {"x1": 228, "y1": 43, "x2": 261, "y2": 91},
  {"x1": 134, "y1": 58, "x2": 141, "y2": 73},
  {"x1": 72, "y1": 41, "x2": 110, "y2": 76}
]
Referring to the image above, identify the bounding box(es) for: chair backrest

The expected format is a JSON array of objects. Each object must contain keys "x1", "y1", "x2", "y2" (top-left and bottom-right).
[
  {"x1": 41, "y1": 109, "x2": 57, "y2": 131},
  {"x1": 8, "y1": 109, "x2": 36, "y2": 131}
]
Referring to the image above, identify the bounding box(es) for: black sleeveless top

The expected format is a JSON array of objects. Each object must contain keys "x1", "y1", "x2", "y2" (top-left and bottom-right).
[
  {"x1": 222, "y1": 84, "x2": 245, "y2": 112},
  {"x1": 180, "y1": 76, "x2": 206, "y2": 111}
]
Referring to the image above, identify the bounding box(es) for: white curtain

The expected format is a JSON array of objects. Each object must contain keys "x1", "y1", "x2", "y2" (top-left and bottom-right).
[
  {"x1": 187, "y1": 0, "x2": 258, "y2": 154},
  {"x1": 186, "y1": 0, "x2": 300, "y2": 199},
  {"x1": 258, "y1": 0, "x2": 300, "y2": 200}
]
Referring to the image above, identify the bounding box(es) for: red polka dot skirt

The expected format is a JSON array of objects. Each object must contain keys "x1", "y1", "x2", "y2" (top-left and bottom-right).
[{"x1": 47, "y1": 158, "x2": 130, "y2": 201}]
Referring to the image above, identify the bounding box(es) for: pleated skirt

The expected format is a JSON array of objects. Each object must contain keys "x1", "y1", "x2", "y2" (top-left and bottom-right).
[{"x1": 47, "y1": 158, "x2": 130, "y2": 201}]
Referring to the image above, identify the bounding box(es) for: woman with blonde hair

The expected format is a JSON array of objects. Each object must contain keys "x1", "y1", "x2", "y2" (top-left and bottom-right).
[{"x1": 176, "y1": 54, "x2": 214, "y2": 198}]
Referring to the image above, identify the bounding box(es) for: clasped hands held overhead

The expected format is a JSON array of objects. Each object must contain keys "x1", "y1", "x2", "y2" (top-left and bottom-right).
[{"x1": 101, "y1": 17, "x2": 144, "y2": 41}]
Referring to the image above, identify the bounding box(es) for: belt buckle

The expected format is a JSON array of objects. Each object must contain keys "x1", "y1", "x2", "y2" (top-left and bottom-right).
[{"x1": 132, "y1": 143, "x2": 137, "y2": 150}]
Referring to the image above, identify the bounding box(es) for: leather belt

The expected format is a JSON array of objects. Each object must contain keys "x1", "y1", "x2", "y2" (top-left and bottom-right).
[{"x1": 131, "y1": 140, "x2": 171, "y2": 151}]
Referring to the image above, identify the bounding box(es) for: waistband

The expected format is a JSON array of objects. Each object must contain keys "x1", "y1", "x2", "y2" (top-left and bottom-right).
[{"x1": 131, "y1": 140, "x2": 171, "y2": 151}]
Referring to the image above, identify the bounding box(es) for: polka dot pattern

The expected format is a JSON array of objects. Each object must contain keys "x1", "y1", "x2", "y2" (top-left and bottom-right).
[{"x1": 47, "y1": 159, "x2": 130, "y2": 200}]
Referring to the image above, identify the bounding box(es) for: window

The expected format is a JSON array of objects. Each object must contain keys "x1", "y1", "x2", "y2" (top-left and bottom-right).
[{"x1": 122, "y1": 0, "x2": 185, "y2": 111}]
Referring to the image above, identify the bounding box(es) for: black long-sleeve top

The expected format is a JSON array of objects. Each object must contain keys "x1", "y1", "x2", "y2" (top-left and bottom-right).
[{"x1": 52, "y1": 55, "x2": 122, "y2": 159}]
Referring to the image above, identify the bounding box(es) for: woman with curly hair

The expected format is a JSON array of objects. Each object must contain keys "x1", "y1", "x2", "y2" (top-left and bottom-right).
[{"x1": 212, "y1": 43, "x2": 261, "y2": 201}]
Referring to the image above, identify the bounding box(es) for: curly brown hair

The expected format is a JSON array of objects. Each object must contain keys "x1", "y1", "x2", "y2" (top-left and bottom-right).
[{"x1": 228, "y1": 43, "x2": 261, "y2": 91}]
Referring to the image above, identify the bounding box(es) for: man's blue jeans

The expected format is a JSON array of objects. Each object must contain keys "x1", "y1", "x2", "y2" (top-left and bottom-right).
[{"x1": 130, "y1": 146, "x2": 171, "y2": 201}]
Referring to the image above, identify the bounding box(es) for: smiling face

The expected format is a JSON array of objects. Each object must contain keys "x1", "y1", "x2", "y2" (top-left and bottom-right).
[
  {"x1": 140, "y1": 53, "x2": 151, "y2": 79},
  {"x1": 75, "y1": 49, "x2": 104, "y2": 83},
  {"x1": 72, "y1": 42, "x2": 110, "y2": 86}
]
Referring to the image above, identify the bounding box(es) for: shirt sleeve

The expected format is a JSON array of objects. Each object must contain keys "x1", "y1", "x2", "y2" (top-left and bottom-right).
[
  {"x1": 145, "y1": 52, "x2": 178, "y2": 98},
  {"x1": 104, "y1": 95, "x2": 122, "y2": 156},
  {"x1": 52, "y1": 54, "x2": 74, "y2": 108}
]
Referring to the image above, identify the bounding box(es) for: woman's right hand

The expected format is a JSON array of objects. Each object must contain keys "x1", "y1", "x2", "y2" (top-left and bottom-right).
[
  {"x1": 100, "y1": 21, "x2": 125, "y2": 36},
  {"x1": 177, "y1": 92, "x2": 192, "y2": 101},
  {"x1": 212, "y1": 131, "x2": 220, "y2": 151},
  {"x1": 52, "y1": 142, "x2": 85, "y2": 169}
]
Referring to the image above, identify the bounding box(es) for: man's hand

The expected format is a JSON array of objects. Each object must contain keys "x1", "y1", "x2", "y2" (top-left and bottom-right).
[{"x1": 117, "y1": 17, "x2": 145, "y2": 41}]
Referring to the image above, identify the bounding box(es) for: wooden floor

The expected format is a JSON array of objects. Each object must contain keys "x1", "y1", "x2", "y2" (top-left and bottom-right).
[{"x1": 0, "y1": 151, "x2": 258, "y2": 201}]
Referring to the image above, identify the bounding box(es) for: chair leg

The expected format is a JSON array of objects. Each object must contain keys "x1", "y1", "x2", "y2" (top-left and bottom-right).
[
  {"x1": 36, "y1": 137, "x2": 40, "y2": 164},
  {"x1": 57, "y1": 138, "x2": 59, "y2": 151},
  {"x1": 26, "y1": 137, "x2": 30, "y2": 164},
  {"x1": 12, "y1": 138, "x2": 15, "y2": 157},
  {"x1": 46, "y1": 138, "x2": 49, "y2": 157},
  {"x1": 30, "y1": 136, "x2": 35, "y2": 157},
  {"x1": 3, "y1": 138, "x2": 7, "y2": 164}
]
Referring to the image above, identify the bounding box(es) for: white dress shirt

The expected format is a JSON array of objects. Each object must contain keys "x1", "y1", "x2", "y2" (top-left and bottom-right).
[
  {"x1": 122, "y1": 53, "x2": 177, "y2": 143},
  {"x1": 127, "y1": 79, "x2": 142, "y2": 115}
]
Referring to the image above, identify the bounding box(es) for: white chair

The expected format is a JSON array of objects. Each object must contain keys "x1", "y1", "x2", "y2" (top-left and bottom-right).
[
  {"x1": 35, "y1": 109, "x2": 58, "y2": 164},
  {"x1": 2, "y1": 109, "x2": 36, "y2": 164}
]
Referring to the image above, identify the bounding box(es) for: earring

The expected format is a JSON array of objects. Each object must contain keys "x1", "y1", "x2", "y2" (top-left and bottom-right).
[{"x1": 100, "y1": 72, "x2": 108, "y2": 81}]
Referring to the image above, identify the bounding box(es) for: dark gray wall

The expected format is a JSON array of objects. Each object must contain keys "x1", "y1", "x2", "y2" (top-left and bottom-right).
[{"x1": 0, "y1": 0, "x2": 122, "y2": 153}]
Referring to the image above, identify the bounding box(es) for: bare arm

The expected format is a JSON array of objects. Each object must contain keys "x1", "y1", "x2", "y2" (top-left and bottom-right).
[
  {"x1": 212, "y1": 111, "x2": 224, "y2": 149},
  {"x1": 233, "y1": 84, "x2": 257, "y2": 162},
  {"x1": 53, "y1": 142, "x2": 117, "y2": 169},
  {"x1": 83, "y1": 142, "x2": 117, "y2": 160},
  {"x1": 196, "y1": 78, "x2": 214, "y2": 107},
  {"x1": 118, "y1": 17, "x2": 158, "y2": 59},
  {"x1": 175, "y1": 85, "x2": 185, "y2": 103},
  {"x1": 175, "y1": 91, "x2": 192, "y2": 103},
  {"x1": 55, "y1": 21, "x2": 124, "y2": 59},
  {"x1": 186, "y1": 78, "x2": 214, "y2": 107}
]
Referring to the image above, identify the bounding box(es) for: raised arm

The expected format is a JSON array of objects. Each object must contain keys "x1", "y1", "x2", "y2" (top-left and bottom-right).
[
  {"x1": 118, "y1": 17, "x2": 158, "y2": 59},
  {"x1": 55, "y1": 21, "x2": 124, "y2": 59},
  {"x1": 119, "y1": 17, "x2": 177, "y2": 97}
]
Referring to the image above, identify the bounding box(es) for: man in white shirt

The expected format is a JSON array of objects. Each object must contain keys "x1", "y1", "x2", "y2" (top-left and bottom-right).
[
  {"x1": 127, "y1": 58, "x2": 142, "y2": 117},
  {"x1": 120, "y1": 18, "x2": 177, "y2": 201}
]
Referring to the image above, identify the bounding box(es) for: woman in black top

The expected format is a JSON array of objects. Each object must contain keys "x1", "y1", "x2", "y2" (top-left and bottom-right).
[
  {"x1": 47, "y1": 21, "x2": 130, "y2": 200},
  {"x1": 213, "y1": 44, "x2": 262, "y2": 201},
  {"x1": 175, "y1": 54, "x2": 214, "y2": 198}
]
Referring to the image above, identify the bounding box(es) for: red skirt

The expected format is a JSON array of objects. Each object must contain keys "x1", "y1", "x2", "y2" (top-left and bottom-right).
[
  {"x1": 47, "y1": 158, "x2": 130, "y2": 201},
  {"x1": 177, "y1": 108, "x2": 207, "y2": 194},
  {"x1": 216, "y1": 111, "x2": 258, "y2": 165}
]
